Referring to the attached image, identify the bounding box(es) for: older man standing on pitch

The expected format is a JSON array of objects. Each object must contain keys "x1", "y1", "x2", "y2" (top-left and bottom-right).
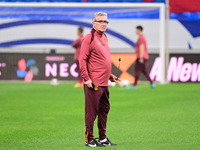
[{"x1": 79, "y1": 12, "x2": 118, "y2": 147}]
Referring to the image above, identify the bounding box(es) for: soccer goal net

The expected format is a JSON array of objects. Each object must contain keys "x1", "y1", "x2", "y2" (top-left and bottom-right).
[{"x1": 0, "y1": 3, "x2": 166, "y2": 83}]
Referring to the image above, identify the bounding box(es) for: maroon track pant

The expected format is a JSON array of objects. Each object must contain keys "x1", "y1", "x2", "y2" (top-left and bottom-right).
[
  {"x1": 84, "y1": 85, "x2": 110, "y2": 143},
  {"x1": 134, "y1": 58, "x2": 153, "y2": 86}
]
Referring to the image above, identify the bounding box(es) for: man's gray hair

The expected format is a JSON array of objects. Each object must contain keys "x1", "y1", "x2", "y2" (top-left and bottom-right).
[{"x1": 92, "y1": 12, "x2": 107, "y2": 22}]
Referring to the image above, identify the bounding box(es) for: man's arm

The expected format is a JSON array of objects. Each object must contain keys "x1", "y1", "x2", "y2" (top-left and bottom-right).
[
  {"x1": 72, "y1": 38, "x2": 79, "y2": 48},
  {"x1": 139, "y1": 44, "x2": 145, "y2": 64},
  {"x1": 79, "y1": 34, "x2": 92, "y2": 88},
  {"x1": 109, "y1": 74, "x2": 121, "y2": 82}
]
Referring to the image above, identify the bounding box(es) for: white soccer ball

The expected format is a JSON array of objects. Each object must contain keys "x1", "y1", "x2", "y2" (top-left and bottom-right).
[
  {"x1": 50, "y1": 78, "x2": 59, "y2": 86},
  {"x1": 108, "y1": 80, "x2": 112, "y2": 86},
  {"x1": 108, "y1": 80, "x2": 116, "y2": 87},
  {"x1": 119, "y1": 80, "x2": 124, "y2": 87},
  {"x1": 120, "y1": 80, "x2": 130, "y2": 87},
  {"x1": 110, "y1": 82, "x2": 116, "y2": 87}
]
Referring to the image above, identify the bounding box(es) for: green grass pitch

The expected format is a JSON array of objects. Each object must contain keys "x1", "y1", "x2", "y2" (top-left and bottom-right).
[{"x1": 0, "y1": 82, "x2": 200, "y2": 150}]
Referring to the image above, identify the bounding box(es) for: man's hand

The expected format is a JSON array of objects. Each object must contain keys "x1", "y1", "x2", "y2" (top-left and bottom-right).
[
  {"x1": 110, "y1": 74, "x2": 121, "y2": 82},
  {"x1": 139, "y1": 58, "x2": 144, "y2": 64},
  {"x1": 85, "y1": 79, "x2": 93, "y2": 88}
]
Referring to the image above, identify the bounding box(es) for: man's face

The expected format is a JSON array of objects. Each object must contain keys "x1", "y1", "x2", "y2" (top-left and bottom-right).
[
  {"x1": 136, "y1": 28, "x2": 140, "y2": 35},
  {"x1": 92, "y1": 15, "x2": 108, "y2": 33},
  {"x1": 77, "y1": 30, "x2": 81, "y2": 36}
]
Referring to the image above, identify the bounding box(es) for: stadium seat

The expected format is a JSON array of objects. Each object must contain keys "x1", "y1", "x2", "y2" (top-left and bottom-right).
[
  {"x1": 38, "y1": 0, "x2": 51, "y2": 2},
  {"x1": 108, "y1": 0, "x2": 121, "y2": 2},
  {"x1": 134, "y1": 0, "x2": 143, "y2": 2},
  {"x1": 52, "y1": 0, "x2": 67, "y2": 2},
  {"x1": 154, "y1": 0, "x2": 165, "y2": 2},
  {"x1": 121, "y1": 0, "x2": 134, "y2": 2},
  {"x1": 27, "y1": 0, "x2": 38, "y2": 1},
  {"x1": 87, "y1": 0, "x2": 107, "y2": 2},
  {"x1": 66, "y1": 0, "x2": 80, "y2": 2},
  {"x1": 9, "y1": 0, "x2": 26, "y2": 1},
  {"x1": 0, "y1": 0, "x2": 10, "y2": 2}
]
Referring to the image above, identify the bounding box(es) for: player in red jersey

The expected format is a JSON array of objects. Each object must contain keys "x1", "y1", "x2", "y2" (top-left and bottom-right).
[
  {"x1": 129, "y1": 26, "x2": 155, "y2": 89},
  {"x1": 79, "y1": 12, "x2": 119, "y2": 147},
  {"x1": 72, "y1": 27, "x2": 84, "y2": 87}
]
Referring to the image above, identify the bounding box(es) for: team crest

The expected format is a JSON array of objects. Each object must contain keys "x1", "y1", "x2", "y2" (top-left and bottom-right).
[
  {"x1": 94, "y1": 85, "x2": 98, "y2": 91},
  {"x1": 97, "y1": 42, "x2": 101, "y2": 45}
]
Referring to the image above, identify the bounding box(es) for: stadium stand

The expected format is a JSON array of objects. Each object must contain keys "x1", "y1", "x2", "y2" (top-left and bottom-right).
[
  {"x1": 108, "y1": 0, "x2": 121, "y2": 2},
  {"x1": 0, "y1": 0, "x2": 165, "y2": 2}
]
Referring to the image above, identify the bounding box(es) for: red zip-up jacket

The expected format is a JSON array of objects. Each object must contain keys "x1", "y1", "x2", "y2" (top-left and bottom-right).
[{"x1": 79, "y1": 29, "x2": 111, "y2": 86}]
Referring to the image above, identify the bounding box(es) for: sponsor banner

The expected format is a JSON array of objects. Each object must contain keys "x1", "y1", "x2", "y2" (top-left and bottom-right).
[
  {"x1": 0, "y1": 53, "x2": 199, "y2": 82},
  {"x1": 150, "y1": 54, "x2": 200, "y2": 83},
  {"x1": 116, "y1": 53, "x2": 200, "y2": 83},
  {"x1": 0, "y1": 53, "x2": 78, "y2": 81}
]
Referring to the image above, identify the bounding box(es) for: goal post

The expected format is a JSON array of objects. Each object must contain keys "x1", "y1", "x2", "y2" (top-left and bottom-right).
[{"x1": 0, "y1": 2, "x2": 166, "y2": 84}]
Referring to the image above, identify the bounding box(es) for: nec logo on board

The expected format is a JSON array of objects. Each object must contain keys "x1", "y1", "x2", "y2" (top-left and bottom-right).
[
  {"x1": 45, "y1": 56, "x2": 78, "y2": 78},
  {"x1": 150, "y1": 57, "x2": 200, "y2": 82}
]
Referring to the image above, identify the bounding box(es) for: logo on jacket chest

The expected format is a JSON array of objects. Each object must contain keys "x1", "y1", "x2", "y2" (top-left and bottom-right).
[
  {"x1": 97, "y1": 40, "x2": 108, "y2": 46},
  {"x1": 105, "y1": 40, "x2": 108, "y2": 45},
  {"x1": 97, "y1": 42, "x2": 101, "y2": 45}
]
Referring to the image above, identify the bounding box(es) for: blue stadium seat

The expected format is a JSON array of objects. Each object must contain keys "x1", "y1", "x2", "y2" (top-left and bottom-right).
[
  {"x1": 108, "y1": 0, "x2": 121, "y2": 2},
  {"x1": 87, "y1": 0, "x2": 107, "y2": 2},
  {"x1": 66, "y1": 0, "x2": 80, "y2": 2},
  {"x1": 134, "y1": 0, "x2": 143, "y2": 2},
  {"x1": 26, "y1": 0, "x2": 38, "y2": 1},
  {"x1": 121, "y1": 0, "x2": 134, "y2": 2},
  {"x1": 9, "y1": 0, "x2": 35, "y2": 1},
  {"x1": 52, "y1": 0, "x2": 67, "y2": 2},
  {"x1": 38, "y1": 0, "x2": 51, "y2": 2},
  {"x1": 154, "y1": 0, "x2": 165, "y2": 2},
  {"x1": 0, "y1": 0, "x2": 10, "y2": 2}
]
